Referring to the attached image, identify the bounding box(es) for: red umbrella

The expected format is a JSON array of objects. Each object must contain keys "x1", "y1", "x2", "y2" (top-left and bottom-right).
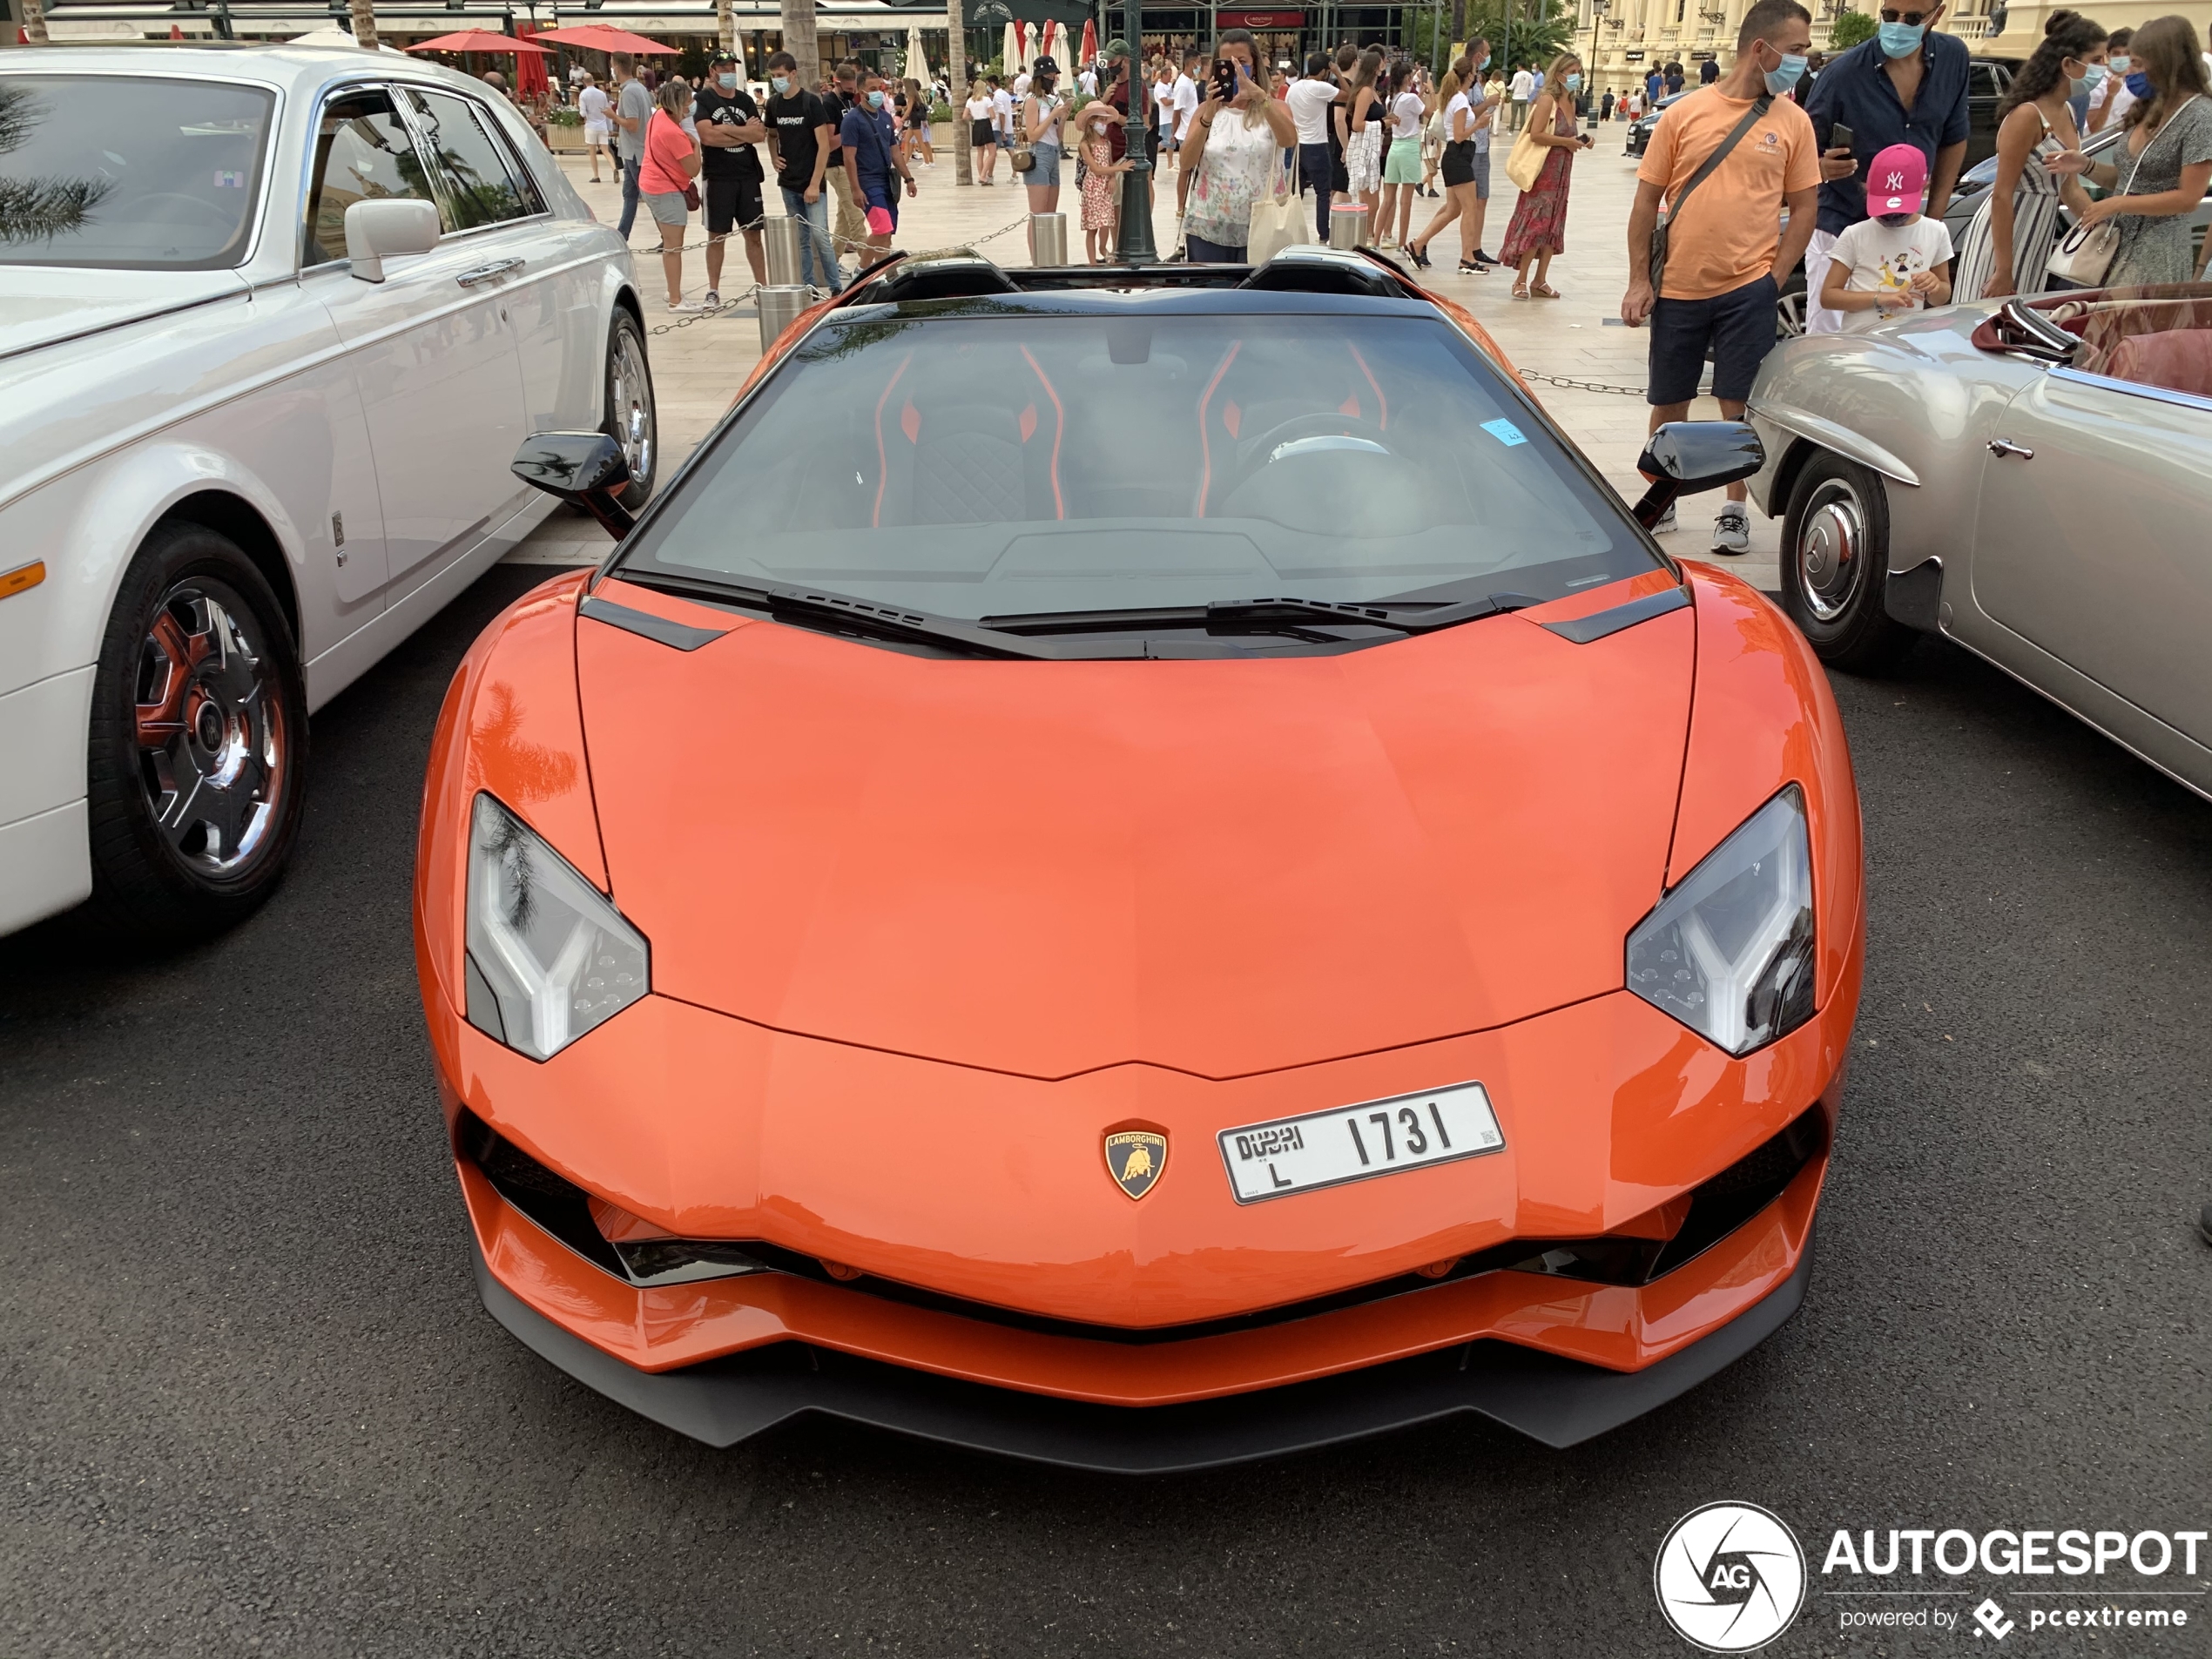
[
  {"x1": 408, "y1": 28, "x2": 552, "y2": 53},
  {"x1": 1079, "y1": 19, "x2": 1096, "y2": 65},
  {"x1": 514, "y1": 20, "x2": 550, "y2": 96},
  {"x1": 531, "y1": 23, "x2": 679, "y2": 55}
]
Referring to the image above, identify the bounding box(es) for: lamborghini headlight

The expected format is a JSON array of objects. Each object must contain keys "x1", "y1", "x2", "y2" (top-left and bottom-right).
[
  {"x1": 464, "y1": 792, "x2": 649, "y2": 1060},
  {"x1": 1626, "y1": 786, "x2": 1815, "y2": 1056}
]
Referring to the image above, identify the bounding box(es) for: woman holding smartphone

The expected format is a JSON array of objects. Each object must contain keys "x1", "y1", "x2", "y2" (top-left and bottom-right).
[
  {"x1": 1499, "y1": 53, "x2": 1593, "y2": 298},
  {"x1": 1953, "y1": 10, "x2": 2107, "y2": 300},
  {"x1": 1179, "y1": 29, "x2": 1298, "y2": 261}
]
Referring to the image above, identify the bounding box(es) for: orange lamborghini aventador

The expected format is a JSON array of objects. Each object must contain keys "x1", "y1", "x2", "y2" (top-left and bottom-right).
[{"x1": 415, "y1": 247, "x2": 1863, "y2": 1471}]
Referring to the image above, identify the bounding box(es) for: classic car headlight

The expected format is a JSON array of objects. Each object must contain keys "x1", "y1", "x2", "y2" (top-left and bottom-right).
[
  {"x1": 464, "y1": 792, "x2": 649, "y2": 1060},
  {"x1": 1626, "y1": 786, "x2": 1815, "y2": 1056}
]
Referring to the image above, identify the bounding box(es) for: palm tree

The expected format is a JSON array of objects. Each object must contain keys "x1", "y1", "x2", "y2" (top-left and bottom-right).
[
  {"x1": 781, "y1": 0, "x2": 820, "y2": 87},
  {"x1": 348, "y1": 0, "x2": 380, "y2": 51},
  {"x1": 0, "y1": 83, "x2": 111, "y2": 244},
  {"x1": 948, "y1": 0, "x2": 969, "y2": 185}
]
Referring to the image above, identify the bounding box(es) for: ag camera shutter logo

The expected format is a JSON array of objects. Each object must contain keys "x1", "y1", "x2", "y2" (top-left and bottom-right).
[{"x1": 1655, "y1": 1501, "x2": 1808, "y2": 1652}]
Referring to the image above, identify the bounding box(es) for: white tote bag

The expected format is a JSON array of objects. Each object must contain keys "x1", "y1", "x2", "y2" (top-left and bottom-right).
[
  {"x1": 2047, "y1": 95, "x2": 2199, "y2": 286},
  {"x1": 1244, "y1": 152, "x2": 1312, "y2": 265}
]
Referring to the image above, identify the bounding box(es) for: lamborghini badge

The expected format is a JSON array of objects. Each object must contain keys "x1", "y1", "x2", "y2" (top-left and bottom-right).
[{"x1": 1103, "y1": 1130, "x2": 1168, "y2": 1200}]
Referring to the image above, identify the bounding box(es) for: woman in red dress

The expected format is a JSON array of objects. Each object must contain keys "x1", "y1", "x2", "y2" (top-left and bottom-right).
[{"x1": 1499, "y1": 53, "x2": 1593, "y2": 299}]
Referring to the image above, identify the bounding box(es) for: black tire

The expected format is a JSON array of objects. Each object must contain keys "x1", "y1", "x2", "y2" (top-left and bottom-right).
[
  {"x1": 603, "y1": 307, "x2": 658, "y2": 510},
  {"x1": 82, "y1": 522, "x2": 307, "y2": 942},
  {"x1": 1779, "y1": 452, "x2": 1918, "y2": 674}
]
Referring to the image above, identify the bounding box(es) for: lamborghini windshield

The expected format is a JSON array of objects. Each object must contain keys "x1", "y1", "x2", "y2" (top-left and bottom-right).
[{"x1": 618, "y1": 307, "x2": 1658, "y2": 620}]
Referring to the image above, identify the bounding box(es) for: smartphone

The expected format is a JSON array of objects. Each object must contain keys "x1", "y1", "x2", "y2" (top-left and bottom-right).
[
  {"x1": 1212, "y1": 60, "x2": 1239, "y2": 101},
  {"x1": 1829, "y1": 121, "x2": 1855, "y2": 153}
]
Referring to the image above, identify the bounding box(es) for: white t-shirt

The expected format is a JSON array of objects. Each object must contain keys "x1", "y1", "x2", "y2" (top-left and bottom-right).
[
  {"x1": 1443, "y1": 90, "x2": 1474, "y2": 141},
  {"x1": 1172, "y1": 72, "x2": 1200, "y2": 138},
  {"x1": 993, "y1": 87, "x2": 1015, "y2": 132},
  {"x1": 1510, "y1": 68, "x2": 1536, "y2": 101},
  {"x1": 1830, "y1": 212, "x2": 1957, "y2": 330},
  {"x1": 965, "y1": 94, "x2": 992, "y2": 124},
  {"x1": 1078, "y1": 68, "x2": 1098, "y2": 97},
  {"x1": 1286, "y1": 75, "x2": 1337, "y2": 144},
  {"x1": 1391, "y1": 89, "x2": 1425, "y2": 139},
  {"x1": 1154, "y1": 78, "x2": 1176, "y2": 132},
  {"x1": 578, "y1": 84, "x2": 610, "y2": 128},
  {"x1": 1014, "y1": 72, "x2": 1032, "y2": 98}
]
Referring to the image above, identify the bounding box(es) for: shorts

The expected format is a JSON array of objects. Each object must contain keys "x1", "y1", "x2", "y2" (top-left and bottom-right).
[
  {"x1": 1383, "y1": 138, "x2": 1423, "y2": 185},
  {"x1": 704, "y1": 173, "x2": 762, "y2": 237},
  {"x1": 861, "y1": 184, "x2": 899, "y2": 234},
  {"x1": 1647, "y1": 273, "x2": 1779, "y2": 405},
  {"x1": 641, "y1": 189, "x2": 689, "y2": 227},
  {"x1": 1440, "y1": 138, "x2": 1493, "y2": 197},
  {"x1": 1026, "y1": 141, "x2": 1062, "y2": 187},
  {"x1": 584, "y1": 122, "x2": 612, "y2": 143},
  {"x1": 972, "y1": 118, "x2": 995, "y2": 146}
]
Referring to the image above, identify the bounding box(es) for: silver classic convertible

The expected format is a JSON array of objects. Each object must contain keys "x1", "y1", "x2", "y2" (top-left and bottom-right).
[{"x1": 1747, "y1": 286, "x2": 2212, "y2": 799}]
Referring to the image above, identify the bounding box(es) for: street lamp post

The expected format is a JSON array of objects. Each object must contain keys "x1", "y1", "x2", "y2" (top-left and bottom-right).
[{"x1": 1116, "y1": 0, "x2": 1160, "y2": 262}]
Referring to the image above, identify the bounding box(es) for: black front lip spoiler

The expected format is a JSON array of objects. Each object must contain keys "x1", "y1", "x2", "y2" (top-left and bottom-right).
[{"x1": 471, "y1": 1231, "x2": 1814, "y2": 1474}]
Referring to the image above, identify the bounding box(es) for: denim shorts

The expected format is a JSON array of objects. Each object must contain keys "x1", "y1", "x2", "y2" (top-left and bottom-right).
[
  {"x1": 1647, "y1": 273, "x2": 1778, "y2": 405},
  {"x1": 1027, "y1": 140, "x2": 1062, "y2": 187}
]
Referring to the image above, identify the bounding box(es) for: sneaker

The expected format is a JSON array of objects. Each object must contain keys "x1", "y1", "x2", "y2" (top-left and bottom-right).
[
  {"x1": 1470, "y1": 249, "x2": 1499, "y2": 266},
  {"x1": 700, "y1": 289, "x2": 721, "y2": 309},
  {"x1": 1710, "y1": 502, "x2": 1751, "y2": 556},
  {"x1": 1650, "y1": 502, "x2": 1678, "y2": 534},
  {"x1": 666, "y1": 297, "x2": 710, "y2": 314}
]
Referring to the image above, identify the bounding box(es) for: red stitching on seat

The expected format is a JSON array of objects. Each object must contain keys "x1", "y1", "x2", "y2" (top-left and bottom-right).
[
  {"x1": 1223, "y1": 400, "x2": 1240, "y2": 438},
  {"x1": 1193, "y1": 341, "x2": 1241, "y2": 517},
  {"x1": 900, "y1": 400, "x2": 921, "y2": 443},
  {"x1": 871, "y1": 353, "x2": 913, "y2": 529},
  {"x1": 1018, "y1": 345, "x2": 1065, "y2": 521},
  {"x1": 1019, "y1": 402, "x2": 1038, "y2": 442},
  {"x1": 1348, "y1": 342, "x2": 1387, "y2": 430}
]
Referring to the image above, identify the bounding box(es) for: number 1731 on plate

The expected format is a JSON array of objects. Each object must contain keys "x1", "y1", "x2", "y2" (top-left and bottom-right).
[{"x1": 1216, "y1": 1082, "x2": 1506, "y2": 1204}]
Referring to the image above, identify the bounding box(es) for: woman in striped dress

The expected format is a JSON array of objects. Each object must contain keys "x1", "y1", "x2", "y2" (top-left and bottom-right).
[{"x1": 1954, "y1": 10, "x2": 2107, "y2": 301}]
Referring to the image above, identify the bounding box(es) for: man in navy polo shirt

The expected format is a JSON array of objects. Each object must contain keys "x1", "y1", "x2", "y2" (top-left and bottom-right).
[{"x1": 1802, "y1": 0, "x2": 1970, "y2": 333}]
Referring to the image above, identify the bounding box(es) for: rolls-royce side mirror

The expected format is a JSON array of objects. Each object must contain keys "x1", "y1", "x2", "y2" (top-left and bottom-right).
[
  {"x1": 1631, "y1": 421, "x2": 1764, "y2": 530},
  {"x1": 345, "y1": 199, "x2": 442, "y2": 283},
  {"x1": 512, "y1": 431, "x2": 636, "y2": 540}
]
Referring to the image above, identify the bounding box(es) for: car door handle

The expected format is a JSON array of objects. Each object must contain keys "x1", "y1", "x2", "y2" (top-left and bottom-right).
[
  {"x1": 456, "y1": 259, "x2": 524, "y2": 287},
  {"x1": 1986, "y1": 438, "x2": 2035, "y2": 460}
]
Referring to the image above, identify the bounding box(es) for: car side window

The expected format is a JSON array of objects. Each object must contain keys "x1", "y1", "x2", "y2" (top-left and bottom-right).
[
  {"x1": 303, "y1": 88, "x2": 436, "y2": 267},
  {"x1": 404, "y1": 90, "x2": 543, "y2": 232}
]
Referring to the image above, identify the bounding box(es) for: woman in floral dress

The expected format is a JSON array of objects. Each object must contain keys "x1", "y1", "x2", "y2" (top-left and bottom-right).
[
  {"x1": 1499, "y1": 53, "x2": 1593, "y2": 299},
  {"x1": 1074, "y1": 103, "x2": 1131, "y2": 262},
  {"x1": 1178, "y1": 28, "x2": 1298, "y2": 260}
]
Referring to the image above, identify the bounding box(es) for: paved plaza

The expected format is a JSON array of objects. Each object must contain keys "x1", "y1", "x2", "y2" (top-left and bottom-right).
[{"x1": 516, "y1": 126, "x2": 1783, "y2": 589}]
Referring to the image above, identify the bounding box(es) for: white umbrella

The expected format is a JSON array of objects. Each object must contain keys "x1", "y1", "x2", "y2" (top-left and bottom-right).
[
  {"x1": 1002, "y1": 20, "x2": 1020, "y2": 75},
  {"x1": 906, "y1": 21, "x2": 928, "y2": 86},
  {"x1": 287, "y1": 23, "x2": 404, "y2": 51}
]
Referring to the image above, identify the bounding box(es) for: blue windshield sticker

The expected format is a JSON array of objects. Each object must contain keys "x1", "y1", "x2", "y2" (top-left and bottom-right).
[{"x1": 1481, "y1": 418, "x2": 1528, "y2": 448}]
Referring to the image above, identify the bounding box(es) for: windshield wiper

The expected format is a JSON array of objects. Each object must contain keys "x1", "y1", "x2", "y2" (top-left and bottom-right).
[
  {"x1": 610, "y1": 570, "x2": 1131, "y2": 660},
  {"x1": 981, "y1": 593, "x2": 1542, "y2": 638}
]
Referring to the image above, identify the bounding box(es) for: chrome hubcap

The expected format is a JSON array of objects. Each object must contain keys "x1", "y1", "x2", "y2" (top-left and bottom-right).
[
  {"x1": 1796, "y1": 482, "x2": 1867, "y2": 624},
  {"x1": 610, "y1": 327, "x2": 654, "y2": 487},
  {"x1": 133, "y1": 584, "x2": 286, "y2": 875}
]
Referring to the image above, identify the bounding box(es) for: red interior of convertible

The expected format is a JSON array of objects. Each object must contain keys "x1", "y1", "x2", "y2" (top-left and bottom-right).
[{"x1": 1976, "y1": 280, "x2": 2212, "y2": 399}]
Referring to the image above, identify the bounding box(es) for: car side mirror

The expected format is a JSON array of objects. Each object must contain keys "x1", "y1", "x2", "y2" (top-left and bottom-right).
[
  {"x1": 513, "y1": 431, "x2": 636, "y2": 540},
  {"x1": 345, "y1": 199, "x2": 442, "y2": 283},
  {"x1": 1630, "y1": 420, "x2": 1764, "y2": 530}
]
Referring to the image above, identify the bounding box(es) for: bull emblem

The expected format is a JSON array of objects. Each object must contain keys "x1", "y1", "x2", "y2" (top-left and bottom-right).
[{"x1": 1103, "y1": 1130, "x2": 1169, "y2": 1200}]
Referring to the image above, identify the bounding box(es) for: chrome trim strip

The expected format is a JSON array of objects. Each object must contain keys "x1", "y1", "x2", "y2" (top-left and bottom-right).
[
  {"x1": 2050, "y1": 364, "x2": 2212, "y2": 416},
  {"x1": 0, "y1": 286, "x2": 248, "y2": 368}
]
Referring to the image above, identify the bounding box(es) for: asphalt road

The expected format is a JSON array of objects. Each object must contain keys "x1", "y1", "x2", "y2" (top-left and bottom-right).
[{"x1": 3, "y1": 565, "x2": 2206, "y2": 1658}]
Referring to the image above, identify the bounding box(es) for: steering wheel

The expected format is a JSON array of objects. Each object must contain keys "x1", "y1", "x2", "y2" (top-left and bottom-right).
[
  {"x1": 1212, "y1": 410, "x2": 1401, "y2": 506},
  {"x1": 134, "y1": 192, "x2": 237, "y2": 230}
]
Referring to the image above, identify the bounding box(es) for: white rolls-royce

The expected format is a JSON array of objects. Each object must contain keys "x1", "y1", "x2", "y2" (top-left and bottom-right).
[{"x1": 0, "y1": 44, "x2": 654, "y2": 941}]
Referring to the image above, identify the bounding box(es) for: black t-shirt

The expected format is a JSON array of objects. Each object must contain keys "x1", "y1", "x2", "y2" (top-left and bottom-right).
[
  {"x1": 691, "y1": 85, "x2": 765, "y2": 181},
  {"x1": 824, "y1": 90, "x2": 853, "y2": 159},
  {"x1": 765, "y1": 89, "x2": 833, "y2": 189}
]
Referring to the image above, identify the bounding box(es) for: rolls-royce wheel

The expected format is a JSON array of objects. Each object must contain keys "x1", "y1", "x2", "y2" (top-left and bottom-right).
[
  {"x1": 82, "y1": 522, "x2": 307, "y2": 942},
  {"x1": 603, "y1": 308, "x2": 657, "y2": 510},
  {"x1": 1780, "y1": 452, "x2": 1918, "y2": 674}
]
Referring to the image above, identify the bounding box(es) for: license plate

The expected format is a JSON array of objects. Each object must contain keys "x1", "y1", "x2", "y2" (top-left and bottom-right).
[{"x1": 1216, "y1": 1082, "x2": 1505, "y2": 1204}]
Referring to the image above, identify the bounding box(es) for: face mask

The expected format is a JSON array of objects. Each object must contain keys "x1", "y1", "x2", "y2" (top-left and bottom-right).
[
  {"x1": 2068, "y1": 63, "x2": 2105, "y2": 97},
  {"x1": 718, "y1": 73, "x2": 738, "y2": 91},
  {"x1": 1564, "y1": 73, "x2": 1582, "y2": 92},
  {"x1": 1878, "y1": 21, "x2": 1924, "y2": 58},
  {"x1": 2126, "y1": 71, "x2": 2155, "y2": 98},
  {"x1": 1877, "y1": 211, "x2": 1916, "y2": 226},
  {"x1": 1764, "y1": 50, "x2": 1809, "y2": 95},
  {"x1": 868, "y1": 90, "x2": 886, "y2": 109},
  {"x1": 1478, "y1": 54, "x2": 1492, "y2": 71},
  {"x1": 772, "y1": 74, "x2": 791, "y2": 93},
  {"x1": 2109, "y1": 54, "x2": 2131, "y2": 74}
]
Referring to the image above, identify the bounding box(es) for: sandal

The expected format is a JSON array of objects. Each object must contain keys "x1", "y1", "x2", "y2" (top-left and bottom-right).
[
  {"x1": 1406, "y1": 242, "x2": 1432, "y2": 270},
  {"x1": 1511, "y1": 280, "x2": 1531, "y2": 299},
  {"x1": 1531, "y1": 283, "x2": 1562, "y2": 300}
]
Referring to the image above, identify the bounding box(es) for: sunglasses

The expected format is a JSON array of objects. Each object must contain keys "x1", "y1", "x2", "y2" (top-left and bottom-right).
[{"x1": 1878, "y1": 8, "x2": 1937, "y2": 22}]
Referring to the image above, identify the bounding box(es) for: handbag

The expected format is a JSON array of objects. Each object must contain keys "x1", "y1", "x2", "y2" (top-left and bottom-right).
[
  {"x1": 1244, "y1": 152, "x2": 1311, "y2": 264},
  {"x1": 1648, "y1": 96, "x2": 1770, "y2": 296},
  {"x1": 2046, "y1": 95, "x2": 2197, "y2": 285},
  {"x1": 683, "y1": 180, "x2": 701, "y2": 212},
  {"x1": 1505, "y1": 118, "x2": 1546, "y2": 192}
]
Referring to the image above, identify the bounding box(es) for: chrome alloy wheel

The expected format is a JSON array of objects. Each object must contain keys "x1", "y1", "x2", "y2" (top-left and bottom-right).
[
  {"x1": 1794, "y1": 478, "x2": 1870, "y2": 625},
  {"x1": 132, "y1": 583, "x2": 287, "y2": 876},
  {"x1": 610, "y1": 323, "x2": 654, "y2": 486}
]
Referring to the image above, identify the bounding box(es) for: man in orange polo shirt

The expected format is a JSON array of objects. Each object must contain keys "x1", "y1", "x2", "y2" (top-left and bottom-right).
[{"x1": 1621, "y1": 0, "x2": 1821, "y2": 554}]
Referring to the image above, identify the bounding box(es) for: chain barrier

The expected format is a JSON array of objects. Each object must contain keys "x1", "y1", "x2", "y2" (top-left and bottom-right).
[{"x1": 1520, "y1": 371, "x2": 1649, "y2": 397}]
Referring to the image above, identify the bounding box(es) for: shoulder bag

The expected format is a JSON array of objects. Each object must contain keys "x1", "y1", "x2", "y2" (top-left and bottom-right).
[
  {"x1": 1244, "y1": 149, "x2": 1312, "y2": 264},
  {"x1": 1648, "y1": 95, "x2": 1770, "y2": 295},
  {"x1": 1505, "y1": 98, "x2": 1549, "y2": 192},
  {"x1": 2047, "y1": 94, "x2": 2201, "y2": 285}
]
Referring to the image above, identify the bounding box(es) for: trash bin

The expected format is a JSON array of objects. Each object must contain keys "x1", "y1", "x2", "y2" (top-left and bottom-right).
[
  {"x1": 1029, "y1": 212, "x2": 1069, "y2": 266},
  {"x1": 763, "y1": 214, "x2": 804, "y2": 287},
  {"x1": 756, "y1": 285, "x2": 810, "y2": 354},
  {"x1": 1328, "y1": 202, "x2": 1371, "y2": 251}
]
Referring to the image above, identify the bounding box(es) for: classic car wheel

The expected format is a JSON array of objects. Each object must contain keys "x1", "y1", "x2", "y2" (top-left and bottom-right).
[
  {"x1": 1781, "y1": 453, "x2": 1917, "y2": 674},
  {"x1": 82, "y1": 523, "x2": 307, "y2": 941},
  {"x1": 603, "y1": 309, "x2": 657, "y2": 509}
]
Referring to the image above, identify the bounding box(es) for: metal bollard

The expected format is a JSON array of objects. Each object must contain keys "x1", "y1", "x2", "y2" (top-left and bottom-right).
[
  {"x1": 1328, "y1": 202, "x2": 1370, "y2": 251},
  {"x1": 1028, "y1": 212, "x2": 1069, "y2": 266},
  {"x1": 756, "y1": 285, "x2": 810, "y2": 354},
  {"x1": 763, "y1": 214, "x2": 804, "y2": 287}
]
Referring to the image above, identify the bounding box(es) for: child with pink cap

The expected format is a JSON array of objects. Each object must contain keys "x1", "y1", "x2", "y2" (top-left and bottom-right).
[{"x1": 1817, "y1": 143, "x2": 1956, "y2": 330}]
